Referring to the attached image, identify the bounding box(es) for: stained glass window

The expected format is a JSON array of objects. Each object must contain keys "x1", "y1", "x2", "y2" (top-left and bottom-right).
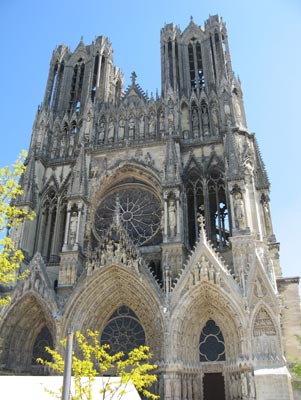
[
  {"x1": 95, "y1": 187, "x2": 161, "y2": 246},
  {"x1": 199, "y1": 319, "x2": 225, "y2": 362},
  {"x1": 100, "y1": 306, "x2": 146, "y2": 355},
  {"x1": 32, "y1": 326, "x2": 53, "y2": 365}
]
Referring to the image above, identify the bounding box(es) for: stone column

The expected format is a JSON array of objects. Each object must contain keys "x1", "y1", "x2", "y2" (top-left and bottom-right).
[
  {"x1": 176, "y1": 193, "x2": 181, "y2": 237},
  {"x1": 73, "y1": 205, "x2": 82, "y2": 250},
  {"x1": 62, "y1": 205, "x2": 71, "y2": 251},
  {"x1": 164, "y1": 191, "x2": 168, "y2": 239}
]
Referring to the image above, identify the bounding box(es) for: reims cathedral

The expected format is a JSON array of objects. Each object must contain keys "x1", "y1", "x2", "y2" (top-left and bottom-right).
[{"x1": 1, "y1": 15, "x2": 300, "y2": 400}]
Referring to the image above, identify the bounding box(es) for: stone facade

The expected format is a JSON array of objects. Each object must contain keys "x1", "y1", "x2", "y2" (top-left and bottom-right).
[{"x1": 0, "y1": 15, "x2": 300, "y2": 400}]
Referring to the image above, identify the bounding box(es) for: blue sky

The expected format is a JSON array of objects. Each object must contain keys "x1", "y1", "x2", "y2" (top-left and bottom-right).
[{"x1": 1, "y1": 0, "x2": 300, "y2": 281}]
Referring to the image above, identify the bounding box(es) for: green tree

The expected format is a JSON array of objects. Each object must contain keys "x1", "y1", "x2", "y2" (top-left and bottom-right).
[
  {"x1": 0, "y1": 152, "x2": 35, "y2": 306},
  {"x1": 292, "y1": 334, "x2": 301, "y2": 390},
  {"x1": 38, "y1": 329, "x2": 160, "y2": 400}
]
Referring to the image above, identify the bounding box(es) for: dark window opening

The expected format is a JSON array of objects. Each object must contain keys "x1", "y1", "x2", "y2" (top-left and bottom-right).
[
  {"x1": 186, "y1": 169, "x2": 229, "y2": 250},
  {"x1": 32, "y1": 327, "x2": 53, "y2": 365},
  {"x1": 199, "y1": 319, "x2": 225, "y2": 362},
  {"x1": 91, "y1": 54, "x2": 99, "y2": 102},
  {"x1": 49, "y1": 63, "x2": 58, "y2": 108},
  {"x1": 188, "y1": 43, "x2": 196, "y2": 89},
  {"x1": 168, "y1": 40, "x2": 174, "y2": 88},
  {"x1": 196, "y1": 42, "x2": 205, "y2": 88}
]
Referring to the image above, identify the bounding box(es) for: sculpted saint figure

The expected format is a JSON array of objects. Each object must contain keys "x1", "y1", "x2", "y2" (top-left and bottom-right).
[{"x1": 233, "y1": 192, "x2": 246, "y2": 230}]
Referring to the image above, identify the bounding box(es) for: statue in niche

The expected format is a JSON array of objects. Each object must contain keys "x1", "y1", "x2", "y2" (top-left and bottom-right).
[
  {"x1": 108, "y1": 118, "x2": 114, "y2": 142},
  {"x1": 139, "y1": 114, "x2": 145, "y2": 138},
  {"x1": 168, "y1": 111, "x2": 174, "y2": 135},
  {"x1": 262, "y1": 199, "x2": 272, "y2": 236},
  {"x1": 192, "y1": 108, "x2": 199, "y2": 137},
  {"x1": 98, "y1": 120, "x2": 105, "y2": 143},
  {"x1": 68, "y1": 211, "x2": 78, "y2": 246},
  {"x1": 35, "y1": 129, "x2": 42, "y2": 149},
  {"x1": 128, "y1": 116, "x2": 135, "y2": 140},
  {"x1": 51, "y1": 134, "x2": 58, "y2": 158},
  {"x1": 224, "y1": 103, "x2": 232, "y2": 126},
  {"x1": 233, "y1": 192, "x2": 246, "y2": 230},
  {"x1": 118, "y1": 117, "x2": 125, "y2": 140},
  {"x1": 168, "y1": 199, "x2": 177, "y2": 237},
  {"x1": 60, "y1": 134, "x2": 66, "y2": 157},
  {"x1": 159, "y1": 111, "x2": 165, "y2": 133},
  {"x1": 233, "y1": 92, "x2": 242, "y2": 122},
  {"x1": 149, "y1": 112, "x2": 156, "y2": 136},
  {"x1": 201, "y1": 104, "x2": 209, "y2": 136},
  {"x1": 211, "y1": 103, "x2": 219, "y2": 135},
  {"x1": 68, "y1": 134, "x2": 74, "y2": 156}
]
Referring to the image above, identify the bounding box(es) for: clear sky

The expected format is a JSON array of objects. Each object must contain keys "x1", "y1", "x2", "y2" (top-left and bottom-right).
[{"x1": 1, "y1": 0, "x2": 300, "y2": 281}]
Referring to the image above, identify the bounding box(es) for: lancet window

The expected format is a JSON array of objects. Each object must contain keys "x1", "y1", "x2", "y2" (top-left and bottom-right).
[
  {"x1": 69, "y1": 59, "x2": 85, "y2": 113},
  {"x1": 49, "y1": 61, "x2": 64, "y2": 111},
  {"x1": 32, "y1": 326, "x2": 53, "y2": 365},
  {"x1": 91, "y1": 54, "x2": 99, "y2": 102},
  {"x1": 188, "y1": 41, "x2": 205, "y2": 90},
  {"x1": 37, "y1": 188, "x2": 58, "y2": 261},
  {"x1": 186, "y1": 168, "x2": 229, "y2": 250},
  {"x1": 100, "y1": 306, "x2": 145, "y2": 355}
]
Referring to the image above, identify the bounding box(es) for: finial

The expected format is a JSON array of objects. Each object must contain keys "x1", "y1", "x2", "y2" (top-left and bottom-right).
[
  {"x1": 190, "y1": 15, "x2": 193, "y2": 22},
  {"x1": 131, "y1": 71, "x2": 137, "y2": 85},
  {"x1": 80, "y1": 35, "x2": 84, "y2": 42}
]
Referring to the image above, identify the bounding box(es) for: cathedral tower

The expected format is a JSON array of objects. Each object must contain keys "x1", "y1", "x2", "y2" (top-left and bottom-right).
[{"x1": 1, "y1": 15, "x2": 300, "y2": 400}]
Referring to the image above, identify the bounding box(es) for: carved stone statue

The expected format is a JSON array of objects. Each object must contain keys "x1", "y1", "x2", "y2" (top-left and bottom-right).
[
  {"x1": 211, "y1": 102, "x2": 219, "y2": 135},
  {"x1": 68, "y1": 211, "x2": 78, "y2": 246},
  {"x1": 128, "y1": 116, "x2": 135, "y2": 140},
  {"x1": 201, "y1": 104, "x2": 209, "y2": 136},
  {"x1": 98, "y1": 120, "x2": 105, "y2": 143},
  {"x1": 149, "y1": 112, "x2": 156, "y2": 136},
  {"x1": 159, "y1": 111, "x2": 165, "y2": 132},
  {"x1": 139, "y1": 114, "x2": 145, "y2": 138},
  {"x1": 168, "y1": 199, "x2": 177, "y2": 237},
  {"x1": 192, "y1": 108, "x2": 198, "y2": 133},
  {"x1": 262, "y1": 200, "x2": 272, "y2": 236},
  {"x1": 233, "y1": 192, "x2": 246, "y2": 230},
  {"x1": 118, "y1": 118, "x2": 125, "y2": 140},
  {"x1": 200, "y1": 255, "x2": 209, "y2": 280},
  {"x1": 108, "y1": 118, "x2": 114, "y2": 142}
]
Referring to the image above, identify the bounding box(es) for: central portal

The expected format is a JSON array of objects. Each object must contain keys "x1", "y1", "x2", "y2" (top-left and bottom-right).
[{"x1": 203, "y1": 373, "x2": 225, "y2": 400}]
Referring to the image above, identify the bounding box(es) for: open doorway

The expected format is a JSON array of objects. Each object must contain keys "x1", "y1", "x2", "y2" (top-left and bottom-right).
[{"x1": 203, "y1": 373, "x2": 225, "y2": 400}]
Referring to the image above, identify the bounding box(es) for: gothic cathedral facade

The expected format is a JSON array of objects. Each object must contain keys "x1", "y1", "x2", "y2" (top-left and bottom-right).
[{"x1": 1, "y1": 15, "x2": 300, "y2": 400}]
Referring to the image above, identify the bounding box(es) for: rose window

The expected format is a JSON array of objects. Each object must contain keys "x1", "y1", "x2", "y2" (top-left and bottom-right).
[
  {"x1": 100, "y1": 306, "x2": 145, "y2": 355},
  {"x1": 95, "y1": 187, "x2": 161, "y2": 246}
]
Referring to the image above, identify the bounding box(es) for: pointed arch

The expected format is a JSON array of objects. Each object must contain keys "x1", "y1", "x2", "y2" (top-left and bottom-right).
[
  {"x1": 170, "y1": 283, "x2": 244, "y2": 364},
  {"x1": 36, "y1": 186, "x2": 58, "y2": 260},
  {"x1": 251, "y1": 305, "x2": 282, "y2": 360},
  {"x1": 0, "y1": 293, "x2": 56, "y2": 372},
  {"x1": 61, "y1": 265, "x2": 164, "y2": 359}
]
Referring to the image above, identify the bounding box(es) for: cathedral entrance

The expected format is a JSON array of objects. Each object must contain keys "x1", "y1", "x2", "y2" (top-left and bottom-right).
[{"x1": 203, "y1": 373, "x2": 225, "y2": 400}]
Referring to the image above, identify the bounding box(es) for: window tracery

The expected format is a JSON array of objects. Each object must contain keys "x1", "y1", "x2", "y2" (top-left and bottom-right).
[
  {"x1": 253, "y1": 308, "x2": 276, "y2": 337},
  {"x1": 186, "y1": 168, "x2": 229, "y2": 250},
  {"x1": 100, "y1": 306, "x2": 145, "y2": 355},
  {"x1": 95, "y1": 186, "x2": 161, "y2": 246},
  {"x1": 32, "y1": 326, "x2": 53, "y2": 365},
  {"x1": 199, "y1": 319, "x2": 225, "y2": 362}
]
